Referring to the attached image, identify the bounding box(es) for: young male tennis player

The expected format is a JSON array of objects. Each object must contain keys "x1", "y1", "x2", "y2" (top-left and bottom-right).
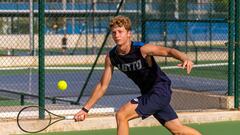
[{"x1": 74, "y1": 15, "x2": 201, "y2": 135}]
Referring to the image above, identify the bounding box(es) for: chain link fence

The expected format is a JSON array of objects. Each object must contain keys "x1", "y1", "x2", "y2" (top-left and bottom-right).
[{"x1": 0, "y1": 0, "x2": 237, "y2": 121}]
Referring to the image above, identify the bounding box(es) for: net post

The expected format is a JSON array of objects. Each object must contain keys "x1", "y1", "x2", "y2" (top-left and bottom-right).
[
  {"x1": 195, "y1": 48, "x2": 198, "y2": 64},
  {"x1": 20, "y1": 94, "x2": 24, "y2": 106},
  {"x1": 52, "y1": 97, "x2": 56, "y2": 104}
]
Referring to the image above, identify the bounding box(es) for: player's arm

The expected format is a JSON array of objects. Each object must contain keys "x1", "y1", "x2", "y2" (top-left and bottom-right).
[
  {"x1": 140, "y1": 44, "x2": 193, "y2": 74},
  {"x1": 74, "y1": 53, "x2": 113, "y2": 121}
]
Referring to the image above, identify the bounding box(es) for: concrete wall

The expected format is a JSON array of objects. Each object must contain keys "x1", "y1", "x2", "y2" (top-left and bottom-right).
[
  {"x1": 0, "y1": 34, "x2": 225, "y2": 50},
  {"x1": 171, "y1": 90, "x2": 234, "y2": 110},
  {"x1": 0, "y1": 34, "x2": 121, "y2": 49}
]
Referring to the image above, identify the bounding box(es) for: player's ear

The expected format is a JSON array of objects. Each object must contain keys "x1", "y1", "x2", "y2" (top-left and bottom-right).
[{"x1": 127, "y1": 30, "x2": 132, "y2": 37}]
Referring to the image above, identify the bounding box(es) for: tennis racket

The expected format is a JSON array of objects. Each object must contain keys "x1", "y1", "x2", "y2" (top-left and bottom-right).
[{"x1": 17, "y1": 105, "x2": 74, "y2": 133}]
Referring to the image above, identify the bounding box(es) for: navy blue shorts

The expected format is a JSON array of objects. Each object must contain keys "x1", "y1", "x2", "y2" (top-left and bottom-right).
[{"x1": 131, "y1": 82, "x2": 178, "y2": 125}]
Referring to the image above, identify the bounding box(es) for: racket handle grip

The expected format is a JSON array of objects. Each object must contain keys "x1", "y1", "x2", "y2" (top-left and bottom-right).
[{"x1": 65, "y1": 116, "x2": 74, "y2": 120}]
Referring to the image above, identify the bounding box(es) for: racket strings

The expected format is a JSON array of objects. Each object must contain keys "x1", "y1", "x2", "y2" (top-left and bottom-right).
[{"x1": 17, "y1": 106, "x2": 52, "y2": 133}]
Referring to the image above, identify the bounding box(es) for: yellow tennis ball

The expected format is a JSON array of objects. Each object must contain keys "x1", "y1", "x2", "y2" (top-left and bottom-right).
[{"x1": 57, "y1": 80, "x2": 67, "y2": 91}]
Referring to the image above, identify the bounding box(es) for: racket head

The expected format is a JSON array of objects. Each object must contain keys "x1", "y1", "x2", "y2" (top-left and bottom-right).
[{"x1": 17, "y1": 106, "x2": 53, "y2": 133}]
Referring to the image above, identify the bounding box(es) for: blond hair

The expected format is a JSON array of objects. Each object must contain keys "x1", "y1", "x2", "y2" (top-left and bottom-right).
[{"x1": 109, "y1": 15, "x2": 131, "y2": 31}]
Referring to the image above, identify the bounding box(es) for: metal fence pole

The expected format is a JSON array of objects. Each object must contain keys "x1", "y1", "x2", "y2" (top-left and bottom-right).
[
  {"x1": 38, "y1": 0, "x2": 45, "y2": 118},
  {"x1": 234, "y1": 0, "x2": 239, "y2": 108},
  {"x1": 141, "y1": 0, "x2": 146, "y2": 43},
  {"x1": 184, "y1": 1, "x2": 188, "y2": 53},
  {"x1": 228, "y1": 0, "x2": 234, "y2": 96}
]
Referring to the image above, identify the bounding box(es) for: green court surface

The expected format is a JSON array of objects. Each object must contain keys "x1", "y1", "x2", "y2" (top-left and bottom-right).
[
  {"x1": 0, "y1": 97, "x2": 32, "y2": 106},
  {"x1": 0, "y1": 97, "x2": 21, "y2": 106},
  {"x1": 33, "y1": 121, "x2": 240, "y2": 135}
]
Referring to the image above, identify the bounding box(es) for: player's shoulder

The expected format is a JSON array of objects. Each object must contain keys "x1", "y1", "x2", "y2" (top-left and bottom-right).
[{"x1": 105, "y1": 52, "x2": 114, "y2": 67}]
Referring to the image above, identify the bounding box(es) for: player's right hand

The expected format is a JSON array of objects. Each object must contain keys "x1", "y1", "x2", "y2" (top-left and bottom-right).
[{"x1": 74, "y1": 110, "x2": 88, "y2": 122}]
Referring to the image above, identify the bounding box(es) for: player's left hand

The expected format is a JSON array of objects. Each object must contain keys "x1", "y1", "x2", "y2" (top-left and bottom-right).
[{"x1": 177, "y1": 59, "x2": 193, "y2": 74}]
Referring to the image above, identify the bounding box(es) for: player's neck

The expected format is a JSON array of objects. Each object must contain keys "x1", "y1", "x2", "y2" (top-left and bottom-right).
[{"x1": 117, "y1": 41, "x2": 131, "y2": 55}]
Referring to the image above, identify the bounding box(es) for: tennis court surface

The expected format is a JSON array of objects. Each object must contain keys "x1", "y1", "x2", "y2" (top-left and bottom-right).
[
  {"x1": 1, "y1": 109, "x2": 240, "y2": 135},
  {"x1": 28, "y1": 120, "x2": 240, "y2": 135}
]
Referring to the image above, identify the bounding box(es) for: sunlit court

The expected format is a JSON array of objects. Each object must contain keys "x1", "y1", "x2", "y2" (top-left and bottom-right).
[
  {"x1": 30, "y1": 121, "x2": 240, "y2": 135},
  {"x1": 0, "y1": 0, "x2": 240, "y2": 135}
]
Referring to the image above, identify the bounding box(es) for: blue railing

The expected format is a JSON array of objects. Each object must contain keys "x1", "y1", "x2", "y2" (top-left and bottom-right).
[
  {"x1": 145, "y1": 22, "x2": 228, "y2": 41},
  {"x1": 0, "y1": 2, "x2": 136, "y2": 10},
  {"x1": 0, "y1": 3, "x2": 29, "y2": 10}
]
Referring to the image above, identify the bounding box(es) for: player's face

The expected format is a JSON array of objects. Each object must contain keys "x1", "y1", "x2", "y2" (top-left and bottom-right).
[{"x1": 111, "y1": 26, "x2": 131, "y2": 46}]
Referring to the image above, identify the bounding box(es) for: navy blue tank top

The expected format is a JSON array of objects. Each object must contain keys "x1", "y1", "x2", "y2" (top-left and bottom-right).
[{"x1": 109, "y1": 41, "x2": 171, "y2": 94}]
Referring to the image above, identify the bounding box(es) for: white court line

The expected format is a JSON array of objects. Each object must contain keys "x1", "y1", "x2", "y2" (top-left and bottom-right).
[
  {"x1": 0, "y1": 67, "x2": 104, "y2": 70},
  {"x1": 161, "y1": 63, "x2": 228, "y2": 69},
  {"x1": 0, "y1": 63, "x2": 229, "y2": 71}
]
